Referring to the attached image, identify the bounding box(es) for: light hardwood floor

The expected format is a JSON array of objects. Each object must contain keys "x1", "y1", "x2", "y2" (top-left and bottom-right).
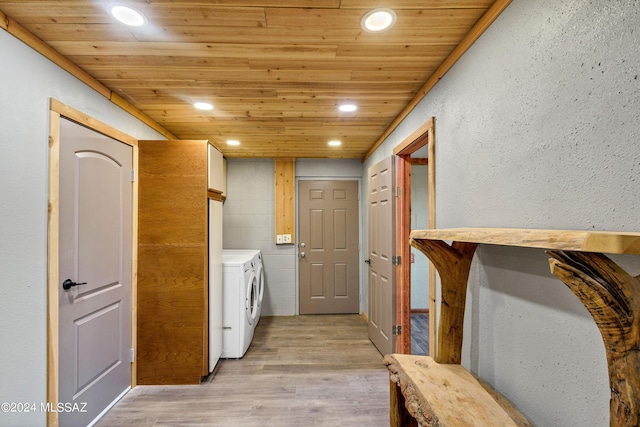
[{"x1": 96, "y1": 315, "x2": 389, "y2": 426}]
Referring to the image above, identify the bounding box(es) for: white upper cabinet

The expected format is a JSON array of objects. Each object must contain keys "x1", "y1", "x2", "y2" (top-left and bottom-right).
[{"x1": 208, "y1": 143, "x2": 225, "y2": 195}]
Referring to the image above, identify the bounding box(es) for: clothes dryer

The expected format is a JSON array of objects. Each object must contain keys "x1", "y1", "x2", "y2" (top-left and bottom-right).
[
  {"x1": 221, "y1": 252, "x2": 258, "y2": 358},
  {"x1": 223, "y1": 249, "x2": 264, "y2": 323},
  {"x1": 253, "y1": 251, "x2": 265, "y2": 320}
]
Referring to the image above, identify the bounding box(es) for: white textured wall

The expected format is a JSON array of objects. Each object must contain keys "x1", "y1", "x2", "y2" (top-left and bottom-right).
[
  {"x1": 223, "y1": 159, "x2": 297, "y2": 316},
  {"x1": 364, "y1": 0, "x2": 639, "y2": 425},
  {"x1": 0, "y1": 31, "x2": 165, "y2": 426},
  {"x1": 410, "y1": 165, "x2": 429, "y2": 309}
]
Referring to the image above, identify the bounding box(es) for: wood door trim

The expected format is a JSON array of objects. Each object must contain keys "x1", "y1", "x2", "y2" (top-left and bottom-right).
[
  {"x1": 47, "y1": 99, "x2": 139, "y2": 427},
  {"x1": 394, "y1": 117, "x2": 436, "y2": 355},
  {"x1": 47, "y1": 110, "x2": 61, "y2": 427},
  {"x1": 50, "y1": 99, "x2": 138, "y2": 147},
  {"x1": 395, "y1": 157, "x2": 412, "y2": 354},
  {"x1": 409, "y1": 158, "x2": 429, "y2": 166},
  {"x1": 208, "y1": 189, "x2": 224, "y2": 202},
  {"x1": 393, "y1": 117, "x2": 434, "y2": 156}
]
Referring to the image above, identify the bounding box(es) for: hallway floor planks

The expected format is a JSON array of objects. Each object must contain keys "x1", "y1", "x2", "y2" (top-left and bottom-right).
[
  {"x1": 410, "y1": 312, "x2": 430, "y2": 356},
  {"x1": 96, "y1": 315, "x2": 389, "y2": 427}
]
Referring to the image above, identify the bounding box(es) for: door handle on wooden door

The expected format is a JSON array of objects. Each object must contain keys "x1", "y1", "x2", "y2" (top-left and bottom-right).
[{"x1": 62, "y1": 279, "x2": 87, "y2": 290}]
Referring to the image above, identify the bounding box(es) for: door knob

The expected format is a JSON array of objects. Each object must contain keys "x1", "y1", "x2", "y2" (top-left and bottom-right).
[
  {"x1": 300, "y1": 252, "x2": 306, "y2": 258},
  {"x1": 62, "y1": 279, "x2": 87, "y2": 290},
  {"x1": 364, "y1": 259, "x2": 371, "y2": 265}
]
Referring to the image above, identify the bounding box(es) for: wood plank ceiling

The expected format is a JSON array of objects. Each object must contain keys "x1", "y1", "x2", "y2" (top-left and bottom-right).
[{"x1": 0, "y1": 1, "x2": 497, "y2": 158}]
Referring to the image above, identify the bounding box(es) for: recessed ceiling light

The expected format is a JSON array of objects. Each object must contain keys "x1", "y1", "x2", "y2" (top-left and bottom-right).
[
  {"x1": 194, "y1": 102, "x2": 213, "y2": 111},
  {"x1": 110, "y1": 5, "x2": 146, "y2": 27},
  {"x1": 328, "y1": 140, "x2": 342, "y2": 147},
  {"x1": 361, "y1": 8, "x2": 397, "y2": 33},
  {"x1": 227, "y1": 140, "x2": 241, "y2": 146},
  {"x1": 338, "y1": 103, "x2": 358, "y2": 113}
]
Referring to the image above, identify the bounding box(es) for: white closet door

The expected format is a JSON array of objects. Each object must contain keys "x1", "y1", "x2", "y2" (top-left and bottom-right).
[{"x1": 208, "y1": 199, "x2": 223, "y2": 371}]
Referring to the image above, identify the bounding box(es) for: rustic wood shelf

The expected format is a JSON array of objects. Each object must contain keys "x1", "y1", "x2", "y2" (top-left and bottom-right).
[
  {"x1": 409, "y1": 227, "x2": 640, "y2": 254},
  {"x1": 384, "y1": 354, "x2": 531, "y2": 427},
  {"x1": 384, "y1": 228, "x2": 640, "y2": 426}
]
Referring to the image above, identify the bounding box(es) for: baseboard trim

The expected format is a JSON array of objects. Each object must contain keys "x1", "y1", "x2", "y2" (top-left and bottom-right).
[{"x1": 87, "y1": 386, "x2": 131, "y2": 427}]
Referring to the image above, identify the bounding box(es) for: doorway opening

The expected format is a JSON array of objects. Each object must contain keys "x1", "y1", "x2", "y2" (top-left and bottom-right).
[
  {"x1": 297, "y1": 179, "x2": 360, "y2": 315},
  {"x1": 393, "y1": 117, "x2": 436, "y2": 356},
  {"x1": 47, "y1": 99, "x2": 138, "y2": 427}
]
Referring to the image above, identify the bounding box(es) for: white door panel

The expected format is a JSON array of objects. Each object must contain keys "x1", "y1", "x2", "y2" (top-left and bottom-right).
[
  {"x1": 59, "y1": 118, "x2": 132, "y2": 426},
  {"x1": 209, "y1": 200, "x2": 223, "y2": 371},
  {"x1": 367, "y1": 157, "x2": 395, "y2": 355}
]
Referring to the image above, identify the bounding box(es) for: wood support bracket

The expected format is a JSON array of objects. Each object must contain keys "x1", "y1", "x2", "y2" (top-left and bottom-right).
[
  {"x1": 548, "y1": 250, "x2": 640, "y2": 427},
  {"x1": 397, "y1": 228, "x2": 640, "y2": 426},
  {"x1": 410, "y1": 238, "x2": 478, "y2": 364}
]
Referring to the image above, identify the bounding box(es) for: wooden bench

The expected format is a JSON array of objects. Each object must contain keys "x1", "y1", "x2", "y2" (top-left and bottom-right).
[
  {"x1": 385, "y1": 228, "x2": 640, "y2": 427},
  {"x1": 384, "y1": 354, "x2": 531, "y2": 426}
]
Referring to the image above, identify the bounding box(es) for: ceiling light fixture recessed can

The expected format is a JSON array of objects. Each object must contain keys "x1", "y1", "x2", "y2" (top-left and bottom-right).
[
  {"x1": 338, "y1": 103, "x2": 358, "y2": 113},
  {"x1": 361, "y1": 8, "x2": 397, "y2": 33},
  {"x1": 194, "y1": 102, "x2": 213, "y2": 111},
  {"x1": 328, "y1": 140, "x2": 342, "y2": 147},
  {"x1": 110, "y1": 5, "x2": 146, "y2": 27},
  {"x1": 227, "y1": 140, "x2": 241, "y2": 146}
]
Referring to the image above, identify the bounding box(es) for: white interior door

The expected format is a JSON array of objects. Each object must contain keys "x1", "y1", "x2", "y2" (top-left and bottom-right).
[
  {"x1": 367, "y1": 157, "x2": 396, "y2": 355},
  {"x1": 209, "y1": 200, "x2": 223, "y2": 371},
  {"x1": 58, "y1": 118, "x2": 132, "y2": 426}
]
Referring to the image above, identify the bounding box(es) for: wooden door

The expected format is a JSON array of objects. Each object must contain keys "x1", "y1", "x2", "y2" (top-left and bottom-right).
[
  {"x1": 58, "y1": 118, "x2": 132, "y2": 426},
  {"x1": 367, "y1": 157, "x2": 396, "y2": 355},
  {"x1": 299, "y1": 180, "x2": 360, "y2": 314}
]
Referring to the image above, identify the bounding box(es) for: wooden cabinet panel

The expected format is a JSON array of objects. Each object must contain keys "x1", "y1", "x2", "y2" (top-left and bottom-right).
[
  {"x1": 137, "y1": 245, "x2": 206, "y2": 384},
  {"x1": 137, "y1": 139, "x2": 222, "y2": 385},
  {"x1": 138, "y1": 175, "x2": 207, "y2": 245}
]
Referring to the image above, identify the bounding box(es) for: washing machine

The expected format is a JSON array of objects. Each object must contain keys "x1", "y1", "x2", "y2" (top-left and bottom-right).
[
  {"x1": 253, "y1": 251, "x2": 264, "y2": 321},
  {"x1": 223, "y1": 249, "x2": 264, "y2": 323},
  {"x1": 221, "y1": 251, "x2": 258, "y2": 358}
]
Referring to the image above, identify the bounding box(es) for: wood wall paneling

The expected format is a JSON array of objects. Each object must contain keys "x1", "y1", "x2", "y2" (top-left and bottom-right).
[{"x1": 274, "y1": 158, "x2": 295, "y2": 244}]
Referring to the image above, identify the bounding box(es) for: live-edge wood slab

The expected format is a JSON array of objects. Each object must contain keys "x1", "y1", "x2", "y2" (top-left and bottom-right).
[
  {"x1": 407, "y1": 227, "x2": 640, "y2": 427},
  {"x1": 410, "y1": 228, "x2": 640, "y2": 254},
  {"x1": 384, "y1": 354, "x2": 531, "y2": 427}
]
